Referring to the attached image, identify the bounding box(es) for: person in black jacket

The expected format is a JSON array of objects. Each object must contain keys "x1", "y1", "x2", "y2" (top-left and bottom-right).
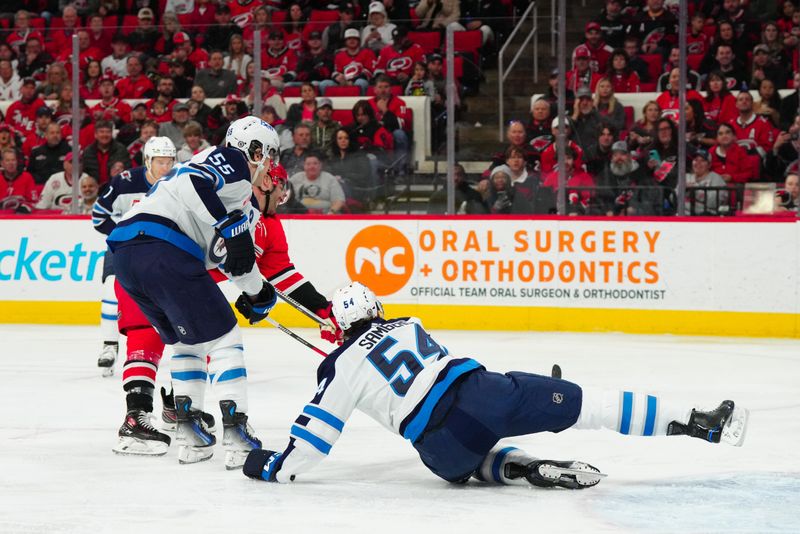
[
  {"x1": 326, "y1": 127, "x2": 375, "y2": 211},
  {"x1": 27, "y1": 122, "x2": 69, "y2": 185}
]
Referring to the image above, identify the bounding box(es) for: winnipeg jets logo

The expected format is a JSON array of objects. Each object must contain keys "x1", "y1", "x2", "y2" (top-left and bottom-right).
[
  {"x1": 209, "y1": 235, "x2": 227, "y2": 263},
  {"x1": 552, "y1": 392, "x2": 564, "y2": 404}
]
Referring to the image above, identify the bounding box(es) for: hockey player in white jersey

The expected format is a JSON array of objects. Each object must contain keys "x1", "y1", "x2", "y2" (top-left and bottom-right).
[
  {"x1": 108, "y1": 117, "x2": 280, "y2": 468},
  {"x1": 244, "y1": 282, "x2": 749, "y2": 488},
  {"x1": 92, "y1": 138, "x2": 177, "y2": 378}
]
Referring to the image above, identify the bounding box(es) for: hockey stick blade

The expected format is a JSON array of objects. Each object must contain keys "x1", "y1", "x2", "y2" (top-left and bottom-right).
[
  {"x1": 275, "y1": 289, "x2": 326, "y2": 326},
  {"x1": 265, "y1": 317, "x2": 328, "y2": 358}
]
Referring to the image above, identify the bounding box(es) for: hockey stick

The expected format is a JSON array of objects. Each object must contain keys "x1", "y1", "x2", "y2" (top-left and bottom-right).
[
  {"x1": 265, "y1": 317, "x2": 328, "y2": 358},
  {"x1": 275, "y1": 289, "x2": 326, "y2": 326}
]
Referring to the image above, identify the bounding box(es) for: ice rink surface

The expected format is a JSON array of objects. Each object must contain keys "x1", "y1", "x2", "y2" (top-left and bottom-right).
[{"x1": 1, "y1": 324, "x2": 799, "y2": 534}]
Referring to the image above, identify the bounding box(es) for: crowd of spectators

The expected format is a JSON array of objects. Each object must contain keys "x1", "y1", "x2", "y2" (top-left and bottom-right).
[
  {"x1": 0, "y1": 0, "x2": 517, "y2": 214},
  {"x1": 468, "y1": 0, "x2": 800, "y2": 217}
]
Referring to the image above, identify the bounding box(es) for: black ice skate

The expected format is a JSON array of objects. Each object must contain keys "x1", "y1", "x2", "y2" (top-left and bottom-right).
[
  {"x1": 175, "y1": 395, "x2": 216, "y2": 464},
  {"x1": 112, "y1": 409, "x2": 171, "y2": 456},
  {"x1": 220, "y1": 400, "x2": 262, "y2": 470},
  {"x1": 667, "y1": 400, "x2": 748, "y2": 446},
  {"x1": 507, "y1": 460, "x2": 606, "y2": 489},
  {"x1": 97, "y1": 343, "x2": 118, "y2": 377},
  {"x1": 161, "y1": 387, "x2": 216, "y2": 433}
]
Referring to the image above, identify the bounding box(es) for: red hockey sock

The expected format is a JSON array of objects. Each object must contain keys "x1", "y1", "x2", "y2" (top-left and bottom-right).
[{"x1": 122, "y1": 327, "x2": 166, "y2": 394}]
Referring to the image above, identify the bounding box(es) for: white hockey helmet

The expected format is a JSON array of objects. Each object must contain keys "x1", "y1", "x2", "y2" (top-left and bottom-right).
[
  {"x1": 331, "y1": 282, "x2": 384, "y2": 333},
  {"x1": 225, "y1": 116, "x2": 280, "y2": 183},
  {"x1": 143, "y1": 136, "x2": 176, "y2": 173}
]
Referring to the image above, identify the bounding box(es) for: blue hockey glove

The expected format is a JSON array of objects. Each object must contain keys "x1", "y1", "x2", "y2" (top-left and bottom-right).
[
  {"x1": 244, "y1": 449, "x2": 281, "y2": 482},
  {"x1": 215, "y1": 210, "x2": 255, "y2": 277},
  {"x1": 235, "y1": 282, "x2": 277, "y2": 324}
]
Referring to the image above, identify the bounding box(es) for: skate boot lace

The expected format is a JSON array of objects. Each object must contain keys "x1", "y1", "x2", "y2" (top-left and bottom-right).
[{"x1": 134, "y1": 411, "x2": 159, "y2": 432}]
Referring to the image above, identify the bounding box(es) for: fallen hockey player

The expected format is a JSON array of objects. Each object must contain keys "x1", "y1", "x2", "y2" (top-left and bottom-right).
[{"x1": 244, "y1": 282, "x2": 748, "y2": 488}]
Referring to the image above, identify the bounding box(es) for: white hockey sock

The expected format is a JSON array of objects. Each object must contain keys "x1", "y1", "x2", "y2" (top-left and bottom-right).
[
  {"x1": 573, "y1": 388, "x2": 692, "y2": 436},
  {"x1": 170, "y1": 348, "x2": 207, "y2": 411},
  {"x1": 207, "y1": 328, "x2": 248, "y2": 413},
  {"x1": 100, "y1": 276, "x2": 118, "y2": 343},
  {"x1": 473, "y1": 446, "x2": 537, "y2": 486}
]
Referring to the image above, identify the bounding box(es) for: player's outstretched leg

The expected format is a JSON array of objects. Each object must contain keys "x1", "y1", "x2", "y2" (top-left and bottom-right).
[
  {"x1": 220, "y1": 400, "x2": 262, "y2": 470},
  {"x1": 474, "y1": 446, "x2": 604, "y2": 489},
  {"x1": 573, "y1": 389, "x2": 749, "y2": 447},
  {"x1": 175, "y1": 395, "x2": 216, "y2": 464}
]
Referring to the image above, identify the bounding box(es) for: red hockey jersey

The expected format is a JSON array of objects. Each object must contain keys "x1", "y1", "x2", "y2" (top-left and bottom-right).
[
  {"x1": 1, "y1": 170, "x2": 38, "y2": 211},
  {"x1": 6, "y1": 97, "x2": 46, "y2": 136},
  {"x1": 374, "y1": 43, "x2": 425, "y2": 80},
  {"x1": 115, "y1": 74, "x2": 155, "y2": 100},
  {"x1": 261, "y1": 47, "x2": 299, "y2": 80},
  {"x1": 333, "y1": 48, "x2": 376, "y2": 81},
  {"x1": 369, "y1": 95, "x2": 411, "y2": 132},
  {"x1": 729, "y1": 114, "x2": 777, "y2": 156},
  {"x1": 90, "y1": 98, "x2": 133, "y2": 125}
]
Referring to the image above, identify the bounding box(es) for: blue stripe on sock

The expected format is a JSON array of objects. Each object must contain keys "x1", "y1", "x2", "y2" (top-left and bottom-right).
[
  {"x1": 101, "y1": 313, "x2": 117, "y2": 320},
  {"x1": 491, "y1": 446, "x2": 517, "y2": 483},
  {"x1": 620, "y1": 391, "x2": 633, "y2": 435},
  {"x1": 216, "y1": 368, "x2": 247, "y2": 382},
  {"x1": 101, "y1": 300, "x2": 118, "y2": 305},
  {"x1": 290, "y1": 425, "x2": 332, "y2": 455},
  {"x1": 643, "y1": 395, "x2": 657, "y2": 436},
  {"x1": 171, "y1": 370, "x2": 207, "y2": 381},
  {"x1": 172, "y1": 354, "x2": 201, "y2": 359},
  {"x1": 303, "y1": 404, "x2": 345, "y2": 432}
]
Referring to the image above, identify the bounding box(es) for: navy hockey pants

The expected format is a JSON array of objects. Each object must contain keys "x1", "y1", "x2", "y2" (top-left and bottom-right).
[
  {"x1": 413, "y1": 370, "x2": 582, "y2": 483},
  {"x1": 112, "y1": 239, "x2": 237, "y2": 346}
]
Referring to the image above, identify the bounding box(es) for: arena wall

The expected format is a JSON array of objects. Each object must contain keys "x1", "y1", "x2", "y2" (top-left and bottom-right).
[{"x1": 0, "y1": 215, "x2": 796, "y2": 337}]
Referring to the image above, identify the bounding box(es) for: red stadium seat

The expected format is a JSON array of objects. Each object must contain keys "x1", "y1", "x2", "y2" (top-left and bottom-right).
[
  {"x1": 453, "y1": 30, "x2": 482, "y2": 52},
  {"x1": 0, "y1": 19, "x2": 9, "y2": 29},
  {"x1": 366, "y1": 86, "x2": 403, "y2": 96},
  {"x1": 309, "y1": 10, "x2": 339, "y2": 32},
  {"x1": 332, "y1": 109, "x2": 354, "y2": 126},
  {"x1": 31, "y1": 17, "x2": 46, "y2": 30},
  {"x1": 442, "y1": 55, "x2": 464, "y2": 80},
  {"x1": 640, "y1": 82, "x2": 657, "y2": 92},
  {"x1": 639, "y1": 54, "x2": 662, "y2": 85},
  {"x1": 702, "y1": 24, "x2": 716, "y2": 39},
  {"x1": 122, "y1": 15, "x2": 139, "y2": 35},
  {"x1": 624, "y1": 106, "x2": 634, "y2": 130},
  {"x1": 272, "y1": 10, "x2": 288, "y2": 26},
  {"x1": 324, "y1": 86, "x2": 361, "y2": 97},
  {"x1": 408, "y1": 31, "x2": 441, "y2": 54},
  {"x1": 686, "y1": 54, "x2": 703, "y2": 72},
  {"x1": 282, "y1": 86, "x2": 302, "y2": 97}
]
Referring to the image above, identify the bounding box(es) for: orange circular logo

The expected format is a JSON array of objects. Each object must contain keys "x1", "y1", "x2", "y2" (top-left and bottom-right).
[{"x1": 346, "y1": 225, "x2": 414, "y2": 296}]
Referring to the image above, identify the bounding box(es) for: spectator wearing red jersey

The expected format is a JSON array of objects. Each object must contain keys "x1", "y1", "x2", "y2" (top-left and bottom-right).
[
  {"x1": 145, "y1": 77, "x2": 179, "y2": 123},
  {"x1": 349, "y1": 99, "x2": 394, "y2": 156},
  {"x1": 655, "y1": 68, "x2": 704, "y2": 122},
  {"x1": 374, "y1": 26, "x2": 425, "y2": 86},
  {"x1": 128, "y1": 8, "x2": 160, "y2": 56},
  {"x1": 242, "y1": 5, "x2": 272, "y2": 53},
  {"x1": 115, "y1": 55, "x2": 155, "y2": 99},
  {"x1": 5, "y1": 10, "x2": 44, "y2": 57},
  {"x1": 687, "y1": 13, "x2": 711, "y2": 58},
  {"x1": 369, "y1": 74, "x2": 410, "y2": 155},
  {"x1": 283, "y1": 2, "x2": 309, "y2": 52},
  {"x1": 83, "y1": 121, "x2": 130, "y2": 186},
  {"x1": 539, "y1": 117, "x2": 585, "y2": 174},
  {"x1": 293, "y1": 31, "x2": 335, "y2": 93},
  {"x1": 172, "y1": 32, "x2": 208, "y2": 77},
  {"x1": 90, "y1": 76, "x2": 133, "y2": 128},
  {"x1": 0, "y1": 148, "x2": 37, "y2": 213},
  {"x1": 227, "y1": 0, "x2": 260, "y2": 19},
  {"x1": 87, "y1": 14, "x2": 113, "y2": 58},
  {"x1": 20, "y1": 106, "x2": 53, "y2": 157},
  {"x1": 578, "y1": 22, "x2": 613, "y2": 74},
  {"x1": 17, "y1": 36, "x2": 52, "y2": 80},
  {"x1": 332, "y1": 28, "x2": 375, "y2": 95},
  {"x1": 189, "y1": 0, "x2": 217, "y2": 34},
  {"x1": 566, "y1": 45, "x2": 602, "y2": 93},
  {"x1": 703, "y1": 71, "x2": 738, "y2": 125},
  {"x1": 49, "y1": 5, "x2": 80, "y2": 56},
  {"x1": 710, "y1": 123, "x2": 752, "y2": 183},
  {"x1": 729, "y1": 91, "x2": 778, "y2": 157},
  {"x1": 0, "y1": 59, "x2": 22, "y2": 101},
  {"x1": 542, "y1": 146, "x2": 596, "y2": 215},
  {"x1": 606, "y1": 49, "x2": 640, "y2": 93},
  {"x1": 262, "y1": 30, "x2": 299, "y2": 89},
  {"x1": 80, "y1": 60, "x2": 104, "y2": 101},
  {"x1": 7, "y1": 78, "x2": 45, "y2": 138}
]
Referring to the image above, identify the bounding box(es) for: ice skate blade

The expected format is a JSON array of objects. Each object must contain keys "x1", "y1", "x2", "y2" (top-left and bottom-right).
[
  {"x1": 722, "y1": 405, "x2": 749, "y2": 447},
  {"x1": 178, "y1": 445, "x2": 214, "y2": 464},
  {"x1": 112, "y1": 437, "x2": 168, "y2": 456},
  {"x1": 224, "y1": 449, "x2": 250, "y2": 470}
]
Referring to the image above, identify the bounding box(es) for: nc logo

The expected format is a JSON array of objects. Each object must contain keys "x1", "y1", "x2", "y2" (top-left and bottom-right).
[{"x1": 346, "y1": 225, "x2": 414, "y2": 296}]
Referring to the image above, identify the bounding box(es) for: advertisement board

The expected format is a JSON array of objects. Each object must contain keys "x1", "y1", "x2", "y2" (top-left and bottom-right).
[{"x1": 1, "y1": 216, "x2": 796, "y2": 337}]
